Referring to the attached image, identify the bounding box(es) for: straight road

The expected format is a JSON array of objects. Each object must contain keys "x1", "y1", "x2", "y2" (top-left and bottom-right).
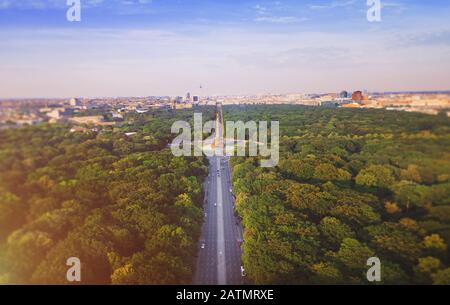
[{"x1": 194, "y1": 104, "x2": 244, "y2": 285}]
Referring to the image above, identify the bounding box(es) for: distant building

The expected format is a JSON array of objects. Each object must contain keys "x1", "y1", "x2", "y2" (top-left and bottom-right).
[
  {"x1": 339, "y1": 91, "x2": 349, "y2": 98},
  {"x1": 193, "y1": 96, "x2": 199, "y2": 103},
  {"x1": 321, "y1": 101, "x2": 339, "y2": 107},
  {"x1": 69, "y1": 116, "x2": 115, "y2": 126},
  {"x1": 39, "y1": 107, "x2": 53, "y2": 114},
  {"x1": 186, "y1": 92, "x2": 191, "y2": 102},
  {"x1": 69, "y1": 98, "x2": 82, "y2": 107},
  {"x1": 319, "y1": 95, "x2": 334, "y2": 101},
  {"x1": 173, "y1": 103, "x2": 193, "y2": 110},
  {"x1": 352, "y1": 91, "x2": 363, "y2": 102},
  {"x1": 112, "y1": 112, "x2": 124, "y2": 120},
  {"x1": 362, "y1": 95, "x2": 370, "y2": 104},
  {"x1": 341, "y1": 103, "x2": 362, "y2": 109},
  {"x1": 70, "y1": 126, "x2": 89, "y2": 133},
  {"x1": 135, "y1": 108, "x2": 150, "y2": 114},
  {"x1": 47, "y1": 108, "x2": 73, "y2": 120}
]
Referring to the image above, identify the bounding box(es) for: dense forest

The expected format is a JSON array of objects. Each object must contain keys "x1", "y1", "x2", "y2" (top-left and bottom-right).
[
  {"x1": 0, "y1": 107, "x2": 215, "y2": 284},
  {"x1": 226, "y1": 105, "x2": 450, "y2": 284},
  {"x1": 1, "y1": 104, "x2": 449, "y2": 285}
]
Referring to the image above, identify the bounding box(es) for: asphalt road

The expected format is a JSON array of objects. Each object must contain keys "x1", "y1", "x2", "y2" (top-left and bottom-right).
[{"x1": 194, "y1": 104, "x2": 244, "y2": 285}]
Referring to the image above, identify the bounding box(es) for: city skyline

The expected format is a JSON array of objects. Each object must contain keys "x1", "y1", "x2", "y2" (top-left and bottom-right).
[{"x1": 1, "y1": 0, "x2": 450, "y2": 98}]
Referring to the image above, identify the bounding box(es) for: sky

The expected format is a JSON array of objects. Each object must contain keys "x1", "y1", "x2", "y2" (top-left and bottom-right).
[{"x1": 0, "y1": 0, "x2": 450, "y2": 98}]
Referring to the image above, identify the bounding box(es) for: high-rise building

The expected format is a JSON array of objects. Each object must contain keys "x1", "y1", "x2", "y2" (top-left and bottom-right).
[{"x1": 186, "y1": 92, "x2": 191, "y2": 102}]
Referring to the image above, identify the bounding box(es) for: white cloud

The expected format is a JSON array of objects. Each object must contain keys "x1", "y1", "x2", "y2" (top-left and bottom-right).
[
  {"x1": 0, "y1": 1, "x2": 449, "y2": 97},
  {"x1": 254, "y1": 16, "x2": 308, "y2": 24},
  {"x1": 253, "y1": 2, "x2": 307, "y2": 24},
  {"x1": 309, "y1": 0, "x2": 357, "y2": 10},
  {"x1": 0, "y1": 0, "x2": 153, "y2": 10},
  {"x1": 1, "y1": 23, "x2": 449, "y2": 97}
]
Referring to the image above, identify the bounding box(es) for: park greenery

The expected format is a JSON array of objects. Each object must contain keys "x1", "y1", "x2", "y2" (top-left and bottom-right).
[
  {"x1": 226, "y1": 105, "x2": 450, "y2": 284},
  {"x1": 1, "y1": 104, "x2": 449, "y2": 285},
  {"x1": 0, "y1": 107, "x2": 215, "y2": 284}
]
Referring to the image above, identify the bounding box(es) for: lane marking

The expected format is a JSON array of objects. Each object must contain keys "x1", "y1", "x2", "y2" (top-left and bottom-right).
[{"x1": 216, "y1": 156, "x2": 227, "y2": 285}]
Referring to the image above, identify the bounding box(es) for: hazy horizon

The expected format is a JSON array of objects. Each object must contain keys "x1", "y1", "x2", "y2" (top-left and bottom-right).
[
  {"x1": 3, "y1": 89, "x2": 450, "y2": 101},
  {"x1": 1, "y1": 0, "x2": 450, "y2": 98}
]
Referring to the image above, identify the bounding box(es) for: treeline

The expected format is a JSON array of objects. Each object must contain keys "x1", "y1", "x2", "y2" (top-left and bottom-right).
[
  {"x1": 226, "y1": 105, "x2": 450, "y2": 284},
  {"x1": 0, "y1": 107, "x2": 214, "y2": 284}
]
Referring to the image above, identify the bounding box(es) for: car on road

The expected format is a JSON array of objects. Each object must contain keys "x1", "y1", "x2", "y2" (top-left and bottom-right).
[
  {"x1": 214, "y1": 203, "x2": 217, "y2": 207},
  {"x1": 201, "y1": 243, "x2": 205, "y2": 249},
  {"x1": 240, "y1": 266, "x2": 246, "y2": 277}
]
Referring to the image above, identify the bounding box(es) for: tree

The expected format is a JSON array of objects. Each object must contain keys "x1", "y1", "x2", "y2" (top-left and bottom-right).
[
  {"x1": 6, "y1": 229, "x2": 54, "y2": 282},
  {"x1": 279, "y1": 159, "x2": 314, "y2": 180},
  {"x1": 335, "y1": 238, "x2": 375, "y2": 271},
  {"x1": 429, "y1": 206, "x2": 450, "y2": 223},
  {"x1": 111, "y1": 263, "x2": 136, "y2": 284},
  {"x1": 356, "y1": 165, "x2": 395, "y2": 189},
  {"x1": 0, "y1": 190, "x2": 24, "y2": 238},
  {"x1": 145, "y1": 225, "x2": 193, "y2": 257},
  {"x1": 225, "y1": 104, "x2": 450, "y2": 285},
  {"x1": 393, "y1": 181, "x2": 429, "y2": 211},
  {"x1": 330, "y1": 202, "x2": 380, "y2": 226},
  {"x1": 319, "y1": 217, "x2": 355, "y2": 248},
  {"x1": 423, "y1": 234, "x2": 447, "y2": 252},
  {"x1": 366, "y1": 223, "x2": 422, "y2": 263},
  {"x1": 385, "y1": 201, "x2": 401, "y2": 214},
  {"x1": 310, "y1": 262, "x2": 343, "y2": 284},
  {"x1": 0, "y1": 114, "x2": 209, "y2": 284},
  {"x1": 111, "y1": 251, "x2": 191, "y2": 284},
  {"x1": 400, "y1": 165, "x2": 422, "y2": 183},
  {"x1": 175, "y1": 194, "x2": 202, "y2": 234},
  {"x1": 432, "y1": 268, "x2": 450, "y2": 285},
  {"x1": 313, "y1": 163, "x2": 351, "y2": 181},
  {"x1": 417, "y1": 257, "x2": 441, "y2": 274},
  {"x1": 285, "y1": 183, "x2": 333, "y2": 216},
  {"x1": 380, "y1": 261, "x2": 409, "y2": 285}
]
